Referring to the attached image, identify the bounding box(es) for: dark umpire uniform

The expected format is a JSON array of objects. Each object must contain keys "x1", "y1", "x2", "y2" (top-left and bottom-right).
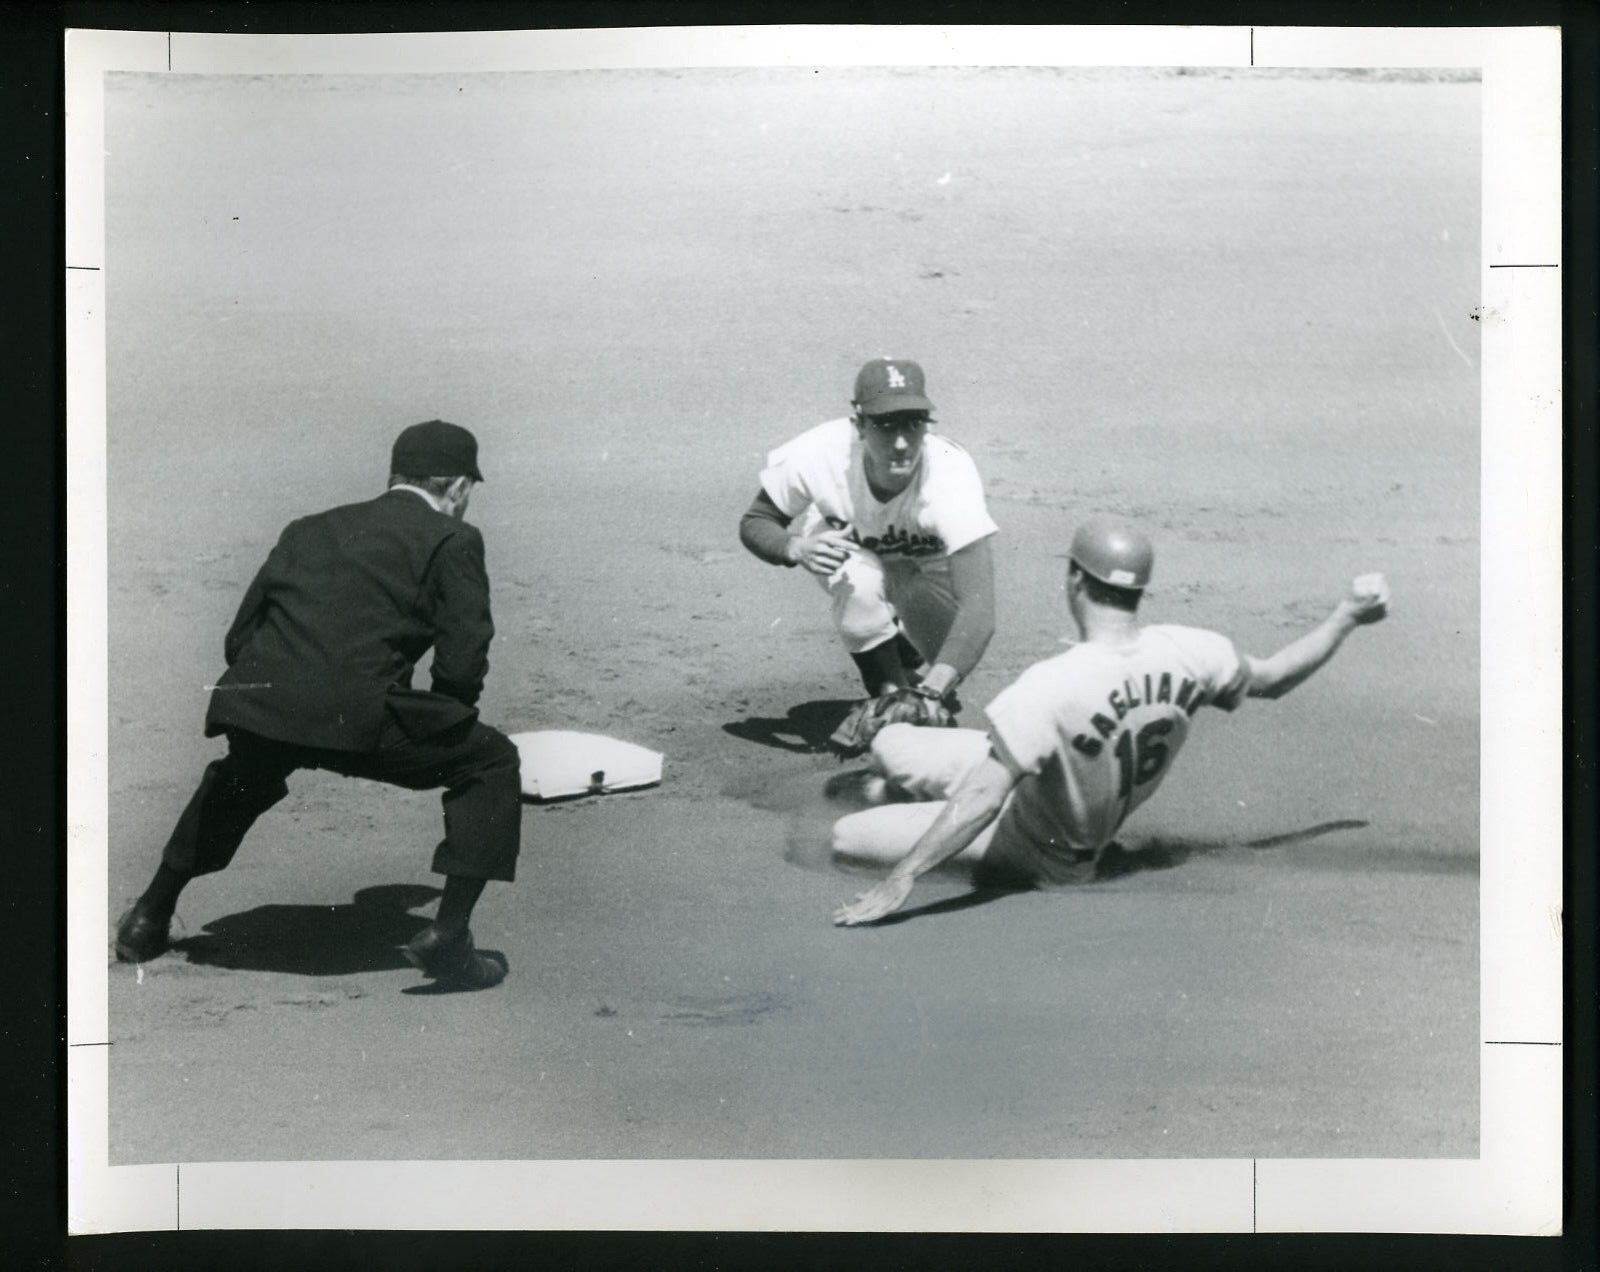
[{"x1": 116, "y1": 421, "x2": 521, "y2": 989}]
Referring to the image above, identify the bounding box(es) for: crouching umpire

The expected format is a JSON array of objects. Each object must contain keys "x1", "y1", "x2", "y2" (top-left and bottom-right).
[{"x1": 115, "y1": 420, "x2": 521, "y2": 990}]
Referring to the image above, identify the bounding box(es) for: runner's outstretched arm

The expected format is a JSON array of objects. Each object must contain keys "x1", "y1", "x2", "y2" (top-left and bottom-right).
[
  {"x1": 1245, "y1": 574, "x2": 1389, "y2": 700},
  {"x1": 833, "y1": 750, "x2": 1019, "y2": 926}
]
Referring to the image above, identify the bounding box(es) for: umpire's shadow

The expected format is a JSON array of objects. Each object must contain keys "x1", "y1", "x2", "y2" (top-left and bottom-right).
[
  {"x1": 722, "y1": 698, "x2": 858, "y2": 753},
  {"x1": 171, "y1": 882, "x2": 440, "y2": 977}
]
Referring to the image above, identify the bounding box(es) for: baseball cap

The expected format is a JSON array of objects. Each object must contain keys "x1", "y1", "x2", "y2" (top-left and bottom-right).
[
  {"x1": 853, "y1": 358, "x2": 934, "y2": 416},
  {"x1": 390, "y1": 420, "x2": 484, "y2": 481},
  {"x1": 1069, "y1": 516, "x2": 1154, "y2": 590}
]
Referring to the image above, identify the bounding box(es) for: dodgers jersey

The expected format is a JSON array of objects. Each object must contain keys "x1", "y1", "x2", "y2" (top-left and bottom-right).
[
  {"x1": 985, "y1": 625, "x2": 1249, "y2": 870},
  {"x1": 759, "y1": 417, "x2": 998, "y2": 565}
]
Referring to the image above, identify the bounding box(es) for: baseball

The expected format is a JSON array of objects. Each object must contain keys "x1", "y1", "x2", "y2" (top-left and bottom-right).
[{"x1": 1350, "y1": 573, "x2": 1390, "y2": 621}]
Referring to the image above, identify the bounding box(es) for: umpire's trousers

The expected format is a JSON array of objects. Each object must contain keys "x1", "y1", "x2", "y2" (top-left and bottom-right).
[{"x1": 160, "y1": 717, "x2": 523, "y2": 883}]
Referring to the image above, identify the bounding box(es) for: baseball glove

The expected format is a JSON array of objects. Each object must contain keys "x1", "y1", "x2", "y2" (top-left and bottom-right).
[{"x1": 828, "y1": 686, "x2": 958, "y2": 757}]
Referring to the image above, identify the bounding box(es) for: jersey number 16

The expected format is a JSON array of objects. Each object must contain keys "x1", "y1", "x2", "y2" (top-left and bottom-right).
[{"x1": 1113, "y1": 717, "x2": 1175, "y2": 810}]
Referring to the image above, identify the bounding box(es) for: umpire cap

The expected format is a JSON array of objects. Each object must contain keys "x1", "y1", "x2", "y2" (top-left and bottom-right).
[
  {"x1": 1069, "y1": 516, "x2": 1154, "y2": 590},
  {"x1": 391, "y1": 420, "x2": 484, "y2": 481}
]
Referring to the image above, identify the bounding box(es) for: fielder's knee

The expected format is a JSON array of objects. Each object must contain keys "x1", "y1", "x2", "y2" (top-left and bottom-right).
[
  {"x1": 828, "y1": 560, "x2": 899, "y2": 652},
  {"x1": 836, "y1": 613, "x2": 900, "y2": 654}
]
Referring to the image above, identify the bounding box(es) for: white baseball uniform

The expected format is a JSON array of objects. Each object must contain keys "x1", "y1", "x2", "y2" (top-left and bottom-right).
[
  {"x1": 832, "y1": 624, "x2": 1250, "y2": 884},
  {"x1": 759, "y1": 417, "x2": 998, "y2": 656}
]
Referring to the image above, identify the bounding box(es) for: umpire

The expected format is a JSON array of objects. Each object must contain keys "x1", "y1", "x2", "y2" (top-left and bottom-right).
[{"x1": 115, "y1": 420, "x2": 522, "y2": 990}]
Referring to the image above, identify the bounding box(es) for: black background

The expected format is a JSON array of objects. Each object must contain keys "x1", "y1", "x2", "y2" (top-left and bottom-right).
[{"x1": 4, "y1": 1, "x2": 1593, "y2": 1268}]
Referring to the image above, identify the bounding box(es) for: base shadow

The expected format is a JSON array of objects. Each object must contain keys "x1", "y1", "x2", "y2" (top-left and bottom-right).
[{"x1": 171, "y1": 882, "x2": 440, "y2": 977}]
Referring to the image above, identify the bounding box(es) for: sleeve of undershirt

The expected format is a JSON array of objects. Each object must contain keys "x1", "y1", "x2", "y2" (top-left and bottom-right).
[{"x1": 739, "y1": 488, "x2": 796, "y2": 566}]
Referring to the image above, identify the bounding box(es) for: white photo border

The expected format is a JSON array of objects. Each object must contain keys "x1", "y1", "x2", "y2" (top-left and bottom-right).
[{"x1": 64, "y1": 23, "x2": 1563, "y2": 1235}]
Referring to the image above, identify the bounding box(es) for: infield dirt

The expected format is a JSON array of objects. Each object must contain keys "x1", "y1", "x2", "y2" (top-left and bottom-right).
[{"x1": 103, "y1": 67, "x2": 1479, "y2": 1162}]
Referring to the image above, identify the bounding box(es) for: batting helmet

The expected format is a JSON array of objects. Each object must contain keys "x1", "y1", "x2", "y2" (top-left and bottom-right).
[{"x1": 1069, "y1": 517, "x2": 1154, "y2": 590}]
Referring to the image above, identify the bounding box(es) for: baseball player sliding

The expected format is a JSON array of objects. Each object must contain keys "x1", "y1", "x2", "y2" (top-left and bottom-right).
[
  {"x1": 738, "y1": 359, "x2": 998, "y2": 740},
  {"x1": 832, "y1": 516, "x2": 1390, "y2": 926}
]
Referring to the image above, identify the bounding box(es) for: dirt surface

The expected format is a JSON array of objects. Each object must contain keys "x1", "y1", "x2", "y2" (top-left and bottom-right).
[{"x1": 103, "y1": 68, "x2": 1479, "y2": 1161}]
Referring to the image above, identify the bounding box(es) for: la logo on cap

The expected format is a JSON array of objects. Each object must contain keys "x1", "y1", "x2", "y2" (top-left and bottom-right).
[{"x1": 854, "y1": 357, "x2": 934, "y2": 415}]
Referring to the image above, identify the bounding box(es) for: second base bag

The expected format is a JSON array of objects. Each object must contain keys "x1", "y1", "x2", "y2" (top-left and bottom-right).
[{"x1": 508, "y1": 730, "x2": 664, "y2": 801}]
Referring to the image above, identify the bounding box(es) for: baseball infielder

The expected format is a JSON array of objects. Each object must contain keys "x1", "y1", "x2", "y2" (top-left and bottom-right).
[
  {"x1": 832, "y1": 516, "x2": 1390, "y2": 925},
  {"x1": 738, "y1": 358, "x2": 998, "y2": 710}
]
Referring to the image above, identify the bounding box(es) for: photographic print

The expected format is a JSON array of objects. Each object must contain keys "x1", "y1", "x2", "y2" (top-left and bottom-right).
[{"x1": 68, "y1": 25, "x2": 1560, "y2": 1234}]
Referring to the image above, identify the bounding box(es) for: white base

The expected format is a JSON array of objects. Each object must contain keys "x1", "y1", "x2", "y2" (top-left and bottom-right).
[{"x1": 508, "y1": 729, "x2": 665, "y2": 801}]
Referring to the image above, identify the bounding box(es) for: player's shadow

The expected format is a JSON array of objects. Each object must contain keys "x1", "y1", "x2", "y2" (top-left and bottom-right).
[
  {"x1": 1095, "y1": 839, "x2": 1193, "y2": 880},
  {"x1": 865, "y1": 884, "x2": 1030, "y2": 926},
  {"x1": 722, "y1": 698, "x2": 857, "y2": 753},
  {"x1": 1245, "y1": 819, "x2": 1369, "y2": 849},
  {"x1": 853, "y1": 820, "x2": 1379, "y2": 923},
  {"x1": 1098, "y1": 819, "x2": 1372, "y2": 879},
  {"x1": 171, "y1": 882, "x2": 440, "y2": 977}
]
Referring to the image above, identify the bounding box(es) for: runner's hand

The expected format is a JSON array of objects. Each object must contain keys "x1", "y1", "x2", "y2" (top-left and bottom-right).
[
  {"x1": 833, "y1": 875, "x2": 915, "y2": 926},
  {"x1": 1346, "y1": 572, "x2": 1390, "y2": 625}
]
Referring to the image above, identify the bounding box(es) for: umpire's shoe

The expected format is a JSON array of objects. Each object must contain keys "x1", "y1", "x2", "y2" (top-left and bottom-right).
[
  {"x1": 114, "y1": 906, "x2": 171, "y2": 963},
  {"x1": 404, "y1": 924, "x2": 508, "y2": 991}
]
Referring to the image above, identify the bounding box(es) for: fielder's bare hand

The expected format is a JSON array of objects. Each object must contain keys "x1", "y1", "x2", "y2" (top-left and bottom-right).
[
  {"x1": 833, "y1": 874, "x2": 915, "y2": 926},
  {"x1": 785, "y1": 528, "x2": 858, "y2": 577},
  {"x1": 1346, "y1": 573, "x2": 1390, "y2": 625}
]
